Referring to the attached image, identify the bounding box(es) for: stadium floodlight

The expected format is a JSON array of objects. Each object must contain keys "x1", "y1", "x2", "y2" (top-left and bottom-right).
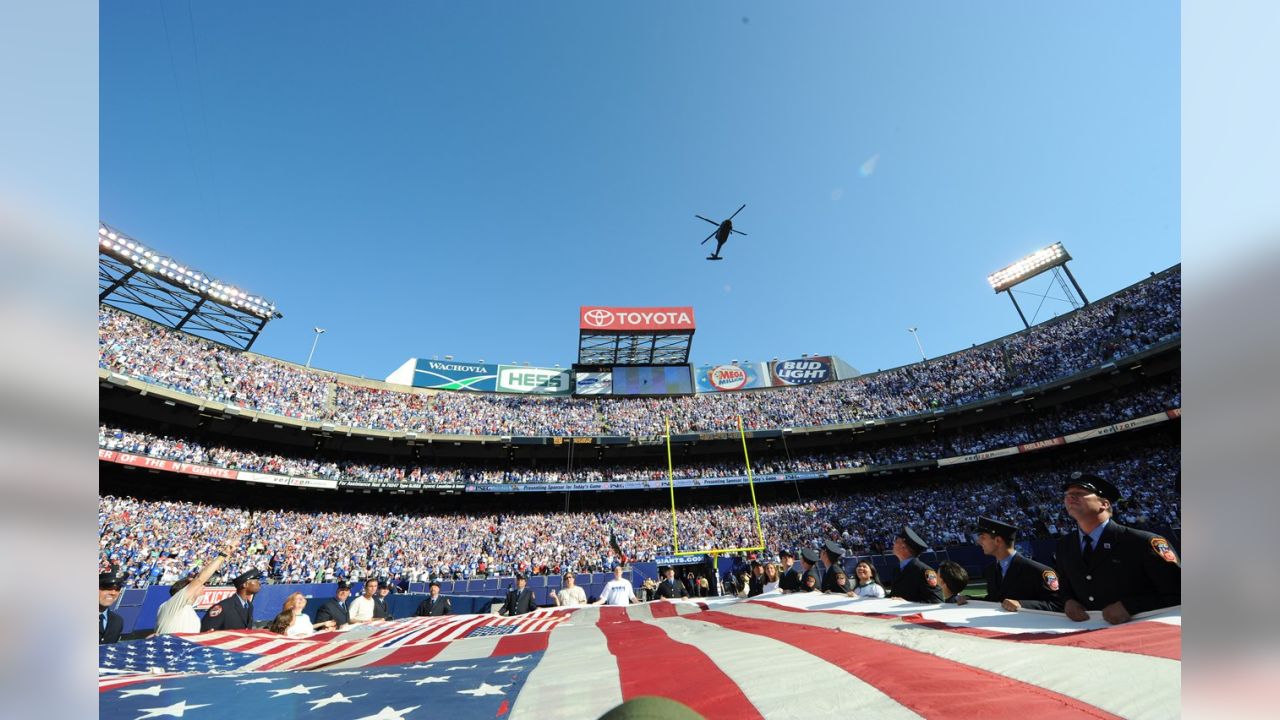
[
  {"x1": 99, "y1": 221, "x2": 283, "y2": 350},
  {"x1": 986, "y1": 242, "x2": 1089, "y2": 329},
  {"x1": 987, "y1": 242, "x2": 1070, "y2": 292}
]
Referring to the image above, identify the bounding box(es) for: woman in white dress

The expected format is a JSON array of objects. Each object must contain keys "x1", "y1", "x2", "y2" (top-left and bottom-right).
[
  {"x1": 848, "y1": 560, "x2": 886, "y2": 599},
  {"x1": 761, "y1": 563, "x2": 781, "y2": 593},
  {"x1": 269, "y1": 592, "x2": 336, "y2": 637}
]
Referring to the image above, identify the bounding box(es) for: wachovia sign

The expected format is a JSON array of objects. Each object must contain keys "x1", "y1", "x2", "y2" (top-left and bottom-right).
[{"x1": 579, "y1": 306, "x2": 696, "y2": 332}]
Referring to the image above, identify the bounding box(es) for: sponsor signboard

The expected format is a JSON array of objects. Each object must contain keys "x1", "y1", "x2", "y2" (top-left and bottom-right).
[
  {"x1": 579, "y1": 306, "x2": 696, "y2": 332},
  {"x1": 412, "y1": 359, "x2": 498, "y2": 392},
  {"x1": 496, "y1": 365, "x2": 572, "y2": 395},
  {"x1": 611, "y1": 365, "x2": 694, "y2": 395},
  {"x1": 194, "y1": 587, "x2": 236, "y2": 610},
  {"x1": 695, "y1": 362, "x2": 772, "y2": 393},
  {"x1": 98, "y1": 449, "x2": 339, "y2": 489},
  {"x1": 655, "y1": 554, "x2": 708, "y2": 566},
  {"x1": 768, "y1": 356, "x2": 835, "y2": 386},
  {"x1": 464, "y1": 471, "x2": 825, "y2": 493},
  {"x1": 574, "y1": 371, "x2": 613, "y2": 395}
]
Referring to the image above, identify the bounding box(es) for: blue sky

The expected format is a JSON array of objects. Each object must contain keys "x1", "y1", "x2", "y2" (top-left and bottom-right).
[{"x1": 101, "y1": 1, "x2": 1179, "y2": 378}]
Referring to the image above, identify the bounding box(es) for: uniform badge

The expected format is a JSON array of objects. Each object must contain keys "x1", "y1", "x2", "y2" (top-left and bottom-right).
[
  {"x1": 925, "y1": 569, "x2": 938, "y2": 587},
  {"x1": 1150, "y1": 537, "x2": 1178, "y2": 563},
  {"x1": 1041, "y1": 569, "x2": 1059, "y2": 592},
  {"x1": 208, "y1": 604, "x2": 222, "y2": 617}
]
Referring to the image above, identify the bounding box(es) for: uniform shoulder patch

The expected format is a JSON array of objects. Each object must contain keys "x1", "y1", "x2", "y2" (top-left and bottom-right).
[
  {"x1": 1150, "y1": 536, "x2": 1179, "y2": 564},
  {"x1": 1041, "y1": 569, "x2": 1059, "y2": 592},
  {"x1": 924, "y1": 569, "x2": 939, "y2": 587},
  {"x1": 208, "y1": 604, "x2": 222, "y2": 617}
]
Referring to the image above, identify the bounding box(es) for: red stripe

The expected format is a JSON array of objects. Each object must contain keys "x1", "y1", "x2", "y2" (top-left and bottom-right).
[
  {"x1": 756, "y1": 601, "x2": 1181, "y2": 661},
  {"x1": 990, "y1": 620, "x2": 1180, "y2": 660},
  {"x1": 368, "y1": 642, "x2": 449, "y2": 666},
  {"x1": 693, "y1": 609, "x2": 1124, "y2": 719},
  {"x1": 493, "y1": 630, "x2": 549, "y2": 657},
  {"x1": 647, "y1": 602, "x2": 679, "y2": 619},
  {"x1": 595, "y1": 607, "x2": 761, "y2": 719}
]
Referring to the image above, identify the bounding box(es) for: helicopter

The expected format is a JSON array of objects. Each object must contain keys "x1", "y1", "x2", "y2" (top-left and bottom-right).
[{"x1": 696, "y1": 204, "x2": 748, "y2": 260}]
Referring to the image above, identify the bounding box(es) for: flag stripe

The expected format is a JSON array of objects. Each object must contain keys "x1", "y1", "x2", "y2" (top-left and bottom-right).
[
  {"x1": 649, "y1": 614, "x2": 923, "y2": 718},
  {"x1": 595, "y1": 605, "x2": 763, "y2": 719},
  {"x1": 732, "y1": 602, "x2": 1180, "y2": 720},
  {"x1": 507, "y1": 609, "x2": 623, "y2": 720},
  {"x1": 898, "y1": 616, "x2": 1183, "y2": 660},
  {"x1": 693, "y1": 609, "x2": 1124, "y2": 719}
]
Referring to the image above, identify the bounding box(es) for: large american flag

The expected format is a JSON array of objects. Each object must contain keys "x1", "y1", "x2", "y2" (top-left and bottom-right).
[{"x1": 100, "y1": 594, "x2": 1180, "y2": 718}]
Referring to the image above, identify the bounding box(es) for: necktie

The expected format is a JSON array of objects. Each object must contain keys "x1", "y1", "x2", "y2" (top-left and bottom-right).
[
  {"x1": 101, "y1": 611, "x2": 107, "y2": 632},
  {"x1": 1082, "y1": 534, "x2": 1095, "y2": 566}
]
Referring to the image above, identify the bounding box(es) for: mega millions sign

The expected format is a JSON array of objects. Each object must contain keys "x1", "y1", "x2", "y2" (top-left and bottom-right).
[{"x1": 579, "y1": 306, "x2": 696, "y2": 331}]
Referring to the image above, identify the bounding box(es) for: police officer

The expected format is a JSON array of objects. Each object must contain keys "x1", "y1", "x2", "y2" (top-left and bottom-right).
[
  {"x1": 500, "y1": 574, "x2": 537, "y2": 615},
  {"x1": 778, "y1": 549, "x2": 802, "y2": 592},
  {"x1": 1057, "y1": 473, "x2": 1181, "y2": 624},
  {"x1": 656, "y1": 566, "x2": 689, "y2": 599},
  {"x1": 315, "y1": 580, "x2": 353, "y2": 627},
  {"x1": 373, "y1": 579, "x2": 393, "y2": 620},
  {"x1": 974, "y1": 516, "x2": 1063, "y2": 612},
  {"x1": 99, "y1": 570, "x2": 125, "y2": 644},
  {"x1": 799, "y1": 548, "x2": 822, "y2": 589},
  {"x1": 887, "y1": 526, "x2": 944, "y2": 603},
  {"x1": 200, "y1": 568, "x2": 261, "y2": 631},
  {"x1": 819, "y1": 540, "x2": 851, "y2": 593},
  {"x1": 414, "y1": 581, "x2": 452, "y2": 616}
]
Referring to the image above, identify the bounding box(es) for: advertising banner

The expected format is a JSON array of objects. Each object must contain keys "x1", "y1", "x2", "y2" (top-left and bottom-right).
[
  {"x1": 655, "y1": 554, "x2": 708, "y2": 566},
  {"x1": 496, "y1": 365, "x2": 572, "y2": 395},
  {"x1": 412, "y1": 359, "x2": 498, "y2": 392},
  {"x1": 464, "y1": 471, "x2": 824, "y2": 493},
  {"x1": 574, "y1": 371, "x2": 613, "y2": 395},
  {"x1": 99, "y1": 449, "x2": 338, "y2": 489},
  {"x1": 611, "y1": 365, "x2": 694, "y2": 395},
  {"x1": 579, "y1": 306, "x2": 696, "y2": 332},
  {"x1": 768, "y1": 356, "x2": 836, "y2": 386},
  {"x1": 695, "y1": 362, "x2": 772, "y2": 393}
]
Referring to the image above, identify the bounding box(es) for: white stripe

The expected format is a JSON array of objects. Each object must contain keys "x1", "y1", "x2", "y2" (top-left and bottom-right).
[
  {"x1": 431, "y1": 635, "x2": 502, "y2": 662},
  {"x1": 648, "y1": 615, "x2": 922, "y2": 719},
  {"x1": 725, "y1": 602, "x2": 1180, "y2": 720},
  {"x1": 623, "y1": 603, "x2": 654, "y2": 622},
  {"x1": 508, "y1": 610, "x2": 621, "y2": 720}
]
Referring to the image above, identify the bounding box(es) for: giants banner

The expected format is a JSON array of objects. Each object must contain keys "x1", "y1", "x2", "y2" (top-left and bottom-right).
[{"x1": 579, "y1": 306, "x2": 696, "y2": 331}]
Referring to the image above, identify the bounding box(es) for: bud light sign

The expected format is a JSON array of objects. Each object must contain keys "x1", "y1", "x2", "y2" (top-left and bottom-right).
[
  {"x1": 769, "y1": 356, "x2": 834, "y2": 386},
  {"x1": 695, "y1": 361, "x2": 771, "y2": 393}
]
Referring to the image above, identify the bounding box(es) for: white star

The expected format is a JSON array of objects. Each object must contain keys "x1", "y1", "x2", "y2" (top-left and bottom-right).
[
  {"x1": 326, "y1": 671, "x2": 363, "y2": 676},
  {"x1": 134, "y1": 700, "x2": 212, "y2": 718},
  {"x1": 235, "y1": 677, "x2": 276, "y2": 685},
  {"x1": 499, "y1": 655, "x2": 532, "y2": 663},
  {"x1": 445, "y1": 664, "x2": 476, "y2": 670},
  {"x1": 354, "y1": 705, "x2": 421, "y2": 720},
  {"x1": 118, "y1": 685, "x2": 181, "y2": 698},
  {"x1": 306, "y1": 691, "x2": 367, "y2": 710},
  {"x1": 405, "y1": 663, "x2": 435, "y2": 670},
  {"x1": 457, "y1": 682, "x2": 509, "y2": 697},
  {"x1": 267, "y1": 684, "x2": 324, "y2": 697},
  {"x1": 406, "y1": 675, "x2": 450, "y2": 686},
  {"x1": 366, "y1": 672, "x2": 402, "y2": 679}
]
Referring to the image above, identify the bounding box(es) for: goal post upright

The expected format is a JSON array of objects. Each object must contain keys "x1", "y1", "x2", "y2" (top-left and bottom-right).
[{"x1": 667, "y1": 414, "x2": 766, "y2": 557}]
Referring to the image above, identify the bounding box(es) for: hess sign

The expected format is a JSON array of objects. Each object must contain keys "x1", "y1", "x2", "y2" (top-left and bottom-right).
[{"x1": 579, "y1": 306, "x2": 696, "y2": 331}]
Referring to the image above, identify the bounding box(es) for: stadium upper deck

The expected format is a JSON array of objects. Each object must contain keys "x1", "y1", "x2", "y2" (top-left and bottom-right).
[{"x1": 98, "y1": 267, "x2": 1179, "y2": 438}]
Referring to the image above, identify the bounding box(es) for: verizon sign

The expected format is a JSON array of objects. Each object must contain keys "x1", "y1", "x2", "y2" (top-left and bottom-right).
[{"x1": 579, "y1": 306, "x2": 696, "y2": 331}]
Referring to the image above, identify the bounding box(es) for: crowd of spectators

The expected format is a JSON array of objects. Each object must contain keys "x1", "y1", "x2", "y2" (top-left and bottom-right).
[
  {"x1": 98, "y1": 376, "x2": 1179, "y2": 488},
  {"x1": 98, "y1": 270, "x2": 1180, "y2": 437},
  {"x1": 99, "y1": 440, "x2": 1179, "y2": 589}
]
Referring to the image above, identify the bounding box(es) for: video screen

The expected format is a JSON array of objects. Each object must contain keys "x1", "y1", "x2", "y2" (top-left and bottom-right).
[{"x1": 610, "y1": 365, "x2": 694, "y2": 396}]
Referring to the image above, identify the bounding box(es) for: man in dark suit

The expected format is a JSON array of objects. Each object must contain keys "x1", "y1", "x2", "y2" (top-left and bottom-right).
[
  {"x1": 373, "y1": 580, "x2": 393, "y2": 620},
  {"x1": 655, "y1": 566, "x2": 689, "y2": 599},
  {"x1": 1056, "y1": 473, "x2": 1181, "y2": 624},
  {"x1": 200, "y1": 568, "x2": 261, "y2": 631},
  {"x1": 315, "y1": 580, "x2": 352, "y2": 628},
  {"x1": 887, "y1": 526, "x2": 944, "y2": 603},
  {"x1": 499, "y1": 575, "x2": 536, "y2": 615},
  {"x1": 975, "y1": 516, "x2": 1063, "y2": 612},
  {"x1": 99, "y1": 571, "x2": 125, "y2": 644},
  {"x1": 819, "y1": 540, "x2": 851, "y2": 593},
  {"x1": 778, "y1": 549, "x2": 802, "y2": 592},
  {"x1": 799, "y1": 548, "x2": 822, "y2": 588},
  {"x1": 415, "y1": 581, "x2": 452, "y2": 616}
]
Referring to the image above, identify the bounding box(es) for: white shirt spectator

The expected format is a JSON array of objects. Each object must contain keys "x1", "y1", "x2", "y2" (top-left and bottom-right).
[
  {"x1": 154, "y1": 592, "x2": 201, "y2": 635},
  {"x1": 599, "y1": 578, "x2": 637, "y2": 606},
  {"x1": 286, "y1": 613, "x2": 317, "y2": 638},
  {"x1": 557, "y1": 585, "x2": 588, "y2": 607},
  {"x1": 348, "y1": 595, "x2": 375, "y2": 622}
]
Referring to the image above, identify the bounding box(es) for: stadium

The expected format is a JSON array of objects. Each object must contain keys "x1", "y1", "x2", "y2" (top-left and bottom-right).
[
  {"x1": 99, "y1": 220, "x2": 1180, "y2": 717},
  {"x1": 96, "y1": 6, "x2": 1183, "y2": 718}
]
